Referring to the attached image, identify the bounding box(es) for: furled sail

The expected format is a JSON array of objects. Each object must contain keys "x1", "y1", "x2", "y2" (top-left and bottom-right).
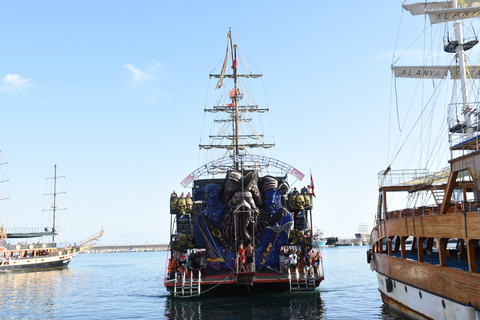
[
  {"x1": 393, "y1": 65, "x2": 480, "y2": 79},
  {"x1": 403, "y1": 0, "x2": 480, "y2": 15},
  {"x1": 426, "y1": 6, "x2": 480, "y2": 24},
  {"x1": 215, "y1": 31, "x2": 231, "y2": 90}
]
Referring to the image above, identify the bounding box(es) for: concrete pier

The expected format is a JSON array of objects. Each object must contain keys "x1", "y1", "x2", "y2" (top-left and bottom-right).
[{"x1": 83, "y1": 244, "x2": 168, "y2": 253}]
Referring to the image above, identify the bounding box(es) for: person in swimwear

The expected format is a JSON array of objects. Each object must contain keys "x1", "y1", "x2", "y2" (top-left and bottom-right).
[
  {"x1": 237, "y1": 244, "x2": 246, "y2": 272},
  {"x1": 245, "y1": 243, "x2": 254, "y2": 272}
]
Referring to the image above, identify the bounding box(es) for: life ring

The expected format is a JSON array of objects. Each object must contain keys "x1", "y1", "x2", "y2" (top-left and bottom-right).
[
  {"x1": 42, "y1": 244, "x2": 46, "y2": 248},
  {"x1": 15, "y1": 245, "x2": 20, "y2": 250},
  {"x1": 29, "y1": 244, "x2": 34, "y2": 249}
]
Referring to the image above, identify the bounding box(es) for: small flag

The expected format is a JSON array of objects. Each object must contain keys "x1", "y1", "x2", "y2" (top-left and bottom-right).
[
  {"x1": 180, "y1": 174, "x2": 194, "y2": 188},
  {"x1": 310, "y1": 172, "x2": 316, "y2": 198},
  {"x1": 290, "y1": 168, "x2": 305, "y2": 181}
]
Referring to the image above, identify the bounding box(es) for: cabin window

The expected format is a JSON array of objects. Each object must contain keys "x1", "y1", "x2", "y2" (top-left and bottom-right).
[
  {"x1": 381, "y1": 238, "x2": 388, "y2": 254},
  {"x1": 467, "y1": 239, "x2": 480, "y2": 273}
]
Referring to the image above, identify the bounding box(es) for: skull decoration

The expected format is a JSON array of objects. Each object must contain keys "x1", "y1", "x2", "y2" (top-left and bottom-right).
[
  {"x1": 304, "y1": 195, "x2": 311, "y2": 207},
  {"x1": 186, "y1": 197, "x2": 193, "y2": 212},
  {"x1": 295, "y1": 195, "x2": 305, "y2": 210},
  {"x1": 176, "y1": 198, "x2": 187, "y2": 214},
  {"x1": 170, "y1": 198, "x2": 178, "y2": 213}
]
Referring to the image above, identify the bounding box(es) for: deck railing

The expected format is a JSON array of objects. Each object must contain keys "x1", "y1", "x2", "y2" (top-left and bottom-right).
[{"x1": 378, "y1": 169, "x2": 429, "y2": 188}]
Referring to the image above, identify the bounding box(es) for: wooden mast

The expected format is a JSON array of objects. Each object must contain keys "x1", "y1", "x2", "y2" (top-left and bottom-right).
[
  {"x1": 232, "y1": 42, "x2": 239, "y2": 170},
  {"x1": 52, "y1": 164, "x2": 57, "y2": 242}
]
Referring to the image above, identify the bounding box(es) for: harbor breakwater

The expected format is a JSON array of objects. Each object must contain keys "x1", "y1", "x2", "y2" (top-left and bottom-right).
[{"x1": 84, "y1": 244, "x2": 168, "y2": 253}]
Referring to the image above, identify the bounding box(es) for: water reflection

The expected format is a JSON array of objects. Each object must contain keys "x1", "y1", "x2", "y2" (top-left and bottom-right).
[
  {"x1": 0, "y1": 269, "x2": 73, "y2": 319},
  {"x1": 164, "y1": 292, "x2": 325, "y2": 320}
]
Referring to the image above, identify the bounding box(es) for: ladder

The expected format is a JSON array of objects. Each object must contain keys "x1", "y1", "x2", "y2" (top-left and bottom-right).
[
  {"x1": 289, "y1": 268, "x2": 316, "y2": 292},
  {"x1": 173, "y1": 270, "x2": 202, "y2": 297}
]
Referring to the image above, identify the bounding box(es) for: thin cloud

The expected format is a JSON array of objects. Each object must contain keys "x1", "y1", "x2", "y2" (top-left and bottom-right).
[
  {"x1": 1, "y1": 73, "x2": 32, "y2": 92},
  {"x1": 124, "y1": 61, "x2": 164, "y2": 102},
  {"x1": 124, "y1": 64, "x2": 152, "y2": 83},
  {"x1": 151, "y1": 59, "x2": 163, "y2": 70}
]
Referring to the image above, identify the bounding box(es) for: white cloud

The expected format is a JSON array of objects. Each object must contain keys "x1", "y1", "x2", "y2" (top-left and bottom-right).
[
  {"x1": 124, "y1": 61, "x2": 165, "y2": 102},
  {"x1": 124, "y1": 64, "x2": 152, "y2": 83},
  {"x1": 1, "y1": 73, "x2": 32, "y2": 92}
]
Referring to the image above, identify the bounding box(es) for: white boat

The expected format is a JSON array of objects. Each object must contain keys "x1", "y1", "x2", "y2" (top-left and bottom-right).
[
  {"x1": 0, "y1": 163, "x2": 104, "y2": 271},
  {"x1": 369, "y1": 1, "x2": 480, "y2": 319}
]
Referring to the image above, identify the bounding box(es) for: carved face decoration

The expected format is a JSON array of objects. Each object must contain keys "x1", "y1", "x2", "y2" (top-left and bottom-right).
[
  {"x1": 170, "y1": 198, "x2": 178, "y2": 212},
  {"x1": 264, "y1": 189, "x2": 280, "y2": 215},
  {"x1": 295, "y1": 195, "x2": 305, "y2": 210},
  {"x1": 186, "y1": 197, "x2": 193, "y2": 211},
  {"x1": 177, "y1": 198, "x2": 187, "y2": 213},
  {"x1": 207, "y1": 189, "x2": 219, "y2": 206},
  {"x1": 304, "y1": 195, "x2": 311, "y2": 207}
]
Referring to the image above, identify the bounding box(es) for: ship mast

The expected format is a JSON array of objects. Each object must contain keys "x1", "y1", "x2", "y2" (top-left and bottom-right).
[
  {"x1": 453, "y1": 0, "x2": 474, "y2": 128},
  {"x1": 201, "y1": 30, "x2": 273, "y2": 174},
  {"x1": 45, "y1": 164, "x2": 65, "y2": 243},
  {"x1": 232, "y1": 44, "x2": 240, "y2": 170},
  {"x1": 52, "y1": 164, "x2": 57, "y2": 242}
]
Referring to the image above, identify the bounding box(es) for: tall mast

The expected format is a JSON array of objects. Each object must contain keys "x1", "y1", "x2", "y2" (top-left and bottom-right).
[
  {"x1": 52, "y1": 164, "x2": 57, "y2": 242},
  {"x1": 233, "y1": 44, "x2": 239, "y2": 170},
  {"x1": 453, "y1": 0, "x2": 474, "y2": 128},
  {"x1": 46, "y1": 164, "x2": 65, "y2": 243}
]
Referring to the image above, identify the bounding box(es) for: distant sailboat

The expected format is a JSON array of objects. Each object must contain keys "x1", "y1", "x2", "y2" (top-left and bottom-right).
[{"x1": 0, "y1": 161, "x2": 104, "y2": 271}]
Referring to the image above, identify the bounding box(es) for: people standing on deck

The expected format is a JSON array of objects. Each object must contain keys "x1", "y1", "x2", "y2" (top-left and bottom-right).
[
  {"x1": 168, "y1": 257, "x2": 177, "y2": 279},
  {"x1": 279, "y1": 252, "x2": 285, "y2": 273},
  {"x1": 238, "y1": 244, "x2": 246, "y2": 272},
  {"x1": 179, "y1": 250, "x2": 187, "y2": 274},
  {"x1": 289, "y1": 250, "x2": 297, "y2": 271},
  {"x1": 301, "y1": 186, "x2": 308, "y2": 194},
  {"x1": 303, "y1": 250, "x2": 312, "y2": 276},
  {"x1": 200, "y1": 251, "x2": 206, "y2": 276},
  {"x1": 310, "y1": 250, "x2": 316, "y2": 276},
  {"x1": 314, "y1": 250, "x2": 321, "y2": 276},
  {"x1": 245, "y1": 243, "x2": 254, "y2": 272}
]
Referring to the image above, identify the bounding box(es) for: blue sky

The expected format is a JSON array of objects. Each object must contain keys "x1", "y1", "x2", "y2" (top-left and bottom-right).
[{"x1": 0, "y1": 1, "x2": 423, "y2": 245}]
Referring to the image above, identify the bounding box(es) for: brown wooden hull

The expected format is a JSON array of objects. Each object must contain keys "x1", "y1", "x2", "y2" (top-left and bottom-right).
[{"x1": 374, "y1": 253, "x2": 480, "y2": 308}]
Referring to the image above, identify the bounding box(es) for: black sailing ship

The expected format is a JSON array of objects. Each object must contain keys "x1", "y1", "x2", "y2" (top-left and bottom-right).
[{"x1": 164, "y1": 30, "x2": 324, "y2": 297}]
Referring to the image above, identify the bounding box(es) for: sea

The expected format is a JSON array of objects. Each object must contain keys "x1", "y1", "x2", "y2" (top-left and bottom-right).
[{"x1": 0, "y1": 246, "x2": 406, "y2": 320}]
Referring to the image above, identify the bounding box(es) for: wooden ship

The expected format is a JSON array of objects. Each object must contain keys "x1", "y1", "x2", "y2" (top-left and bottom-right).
[{"x1": 369, "y1": 1, "x2": 480, "y2": 319}]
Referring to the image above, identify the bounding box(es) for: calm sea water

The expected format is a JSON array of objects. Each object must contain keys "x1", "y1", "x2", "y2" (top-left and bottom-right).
[{"x1": 0, "y1": 246, "x2": 405, "y2": 319}]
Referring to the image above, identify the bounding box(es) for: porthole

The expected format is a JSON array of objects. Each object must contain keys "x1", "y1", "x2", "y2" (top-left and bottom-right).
[
  {"x1": 442, "y1": 300, "x2": 446, "y2": 309},
  {"x1": 419, "y1": 291, "x2": 422, "y2": 299},
  {"x1": 405, "y1": 286, "x2": 408, "y2": 293}
]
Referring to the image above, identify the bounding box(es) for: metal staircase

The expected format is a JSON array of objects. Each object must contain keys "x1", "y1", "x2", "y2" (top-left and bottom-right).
[
  {"x1": 289, "y1": 268, "x2": 316, "y2": 292},
  {"x1": 173, "y1": 270, "x2": 202, "y2": 297}
]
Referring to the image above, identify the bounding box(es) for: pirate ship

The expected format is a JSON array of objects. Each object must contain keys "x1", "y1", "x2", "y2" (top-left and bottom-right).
[{"x1": 164, "y1": 30, "x2": 324, "y2": 297}]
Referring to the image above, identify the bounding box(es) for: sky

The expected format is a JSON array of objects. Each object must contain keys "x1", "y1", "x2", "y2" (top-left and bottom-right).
[{"x1": 0, "y1": 1, "x2": 435, "y2": 245}]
